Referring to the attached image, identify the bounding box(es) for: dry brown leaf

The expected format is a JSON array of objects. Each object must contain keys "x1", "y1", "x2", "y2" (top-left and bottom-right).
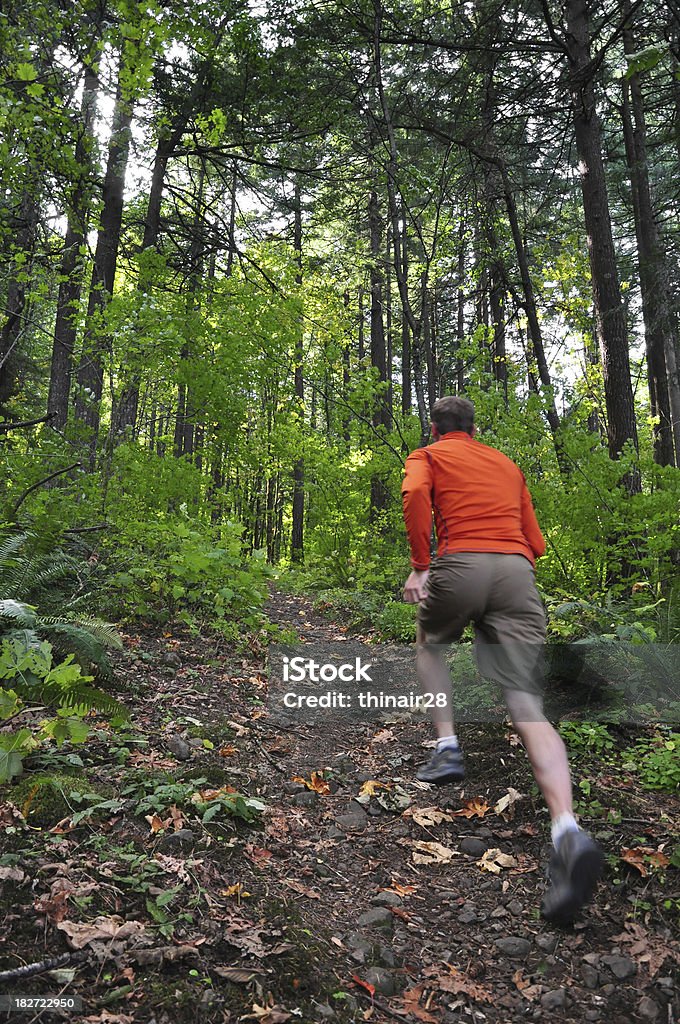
[
  {"x1": 219, "y1": 744, "x2": 238, "y2": 757},
  {"x1": 282, "y1": 879, "x2": 321, "y2": 899},
  {"x1": 493, "y1": 788, "x2": 524, "y2": 820},
  {"x1": 476, "y1": 848, "x2": 518, "y2": 874},
  {"x1": 245, "y1": 845, "x2": 273, "y2": 867},
  {"x1": 240, "y1": 1001, "x2": 291, "y2": 1023},
  {"x1": 212, "y1": 966, "x2": 268, "y2": 984},
  {"x1": 372, "y1": 729, "x2": 394, "y2": 743},
  {"x1": 56, "y1": 915, "x2": 146, "y2": 950},
  {"x1": 0, "y1": 866, "x2": 26, "y2": 883},
  {"x1": 145, "y1": 813, "x2": 166, "y2": 833},
  {"x1": 451, "y1": 798, "x2": 491, "y2": 819},
  {"x1": 351, "y1": 974, "x2": 376, "y2": 998},
  {"x1": 621, "y1": 846, "x2": 670, "y2": 877},
  {"x1": 291, "y1": 770, "x2": 331, "y2": 794},
  {"x1": 437, "y1": 965, "x2": 494, "y2": 1005},
  {"x1": 409, "y1": 840, "x2": 459, "y2": 865},
  {"x1": 402, "y1": 985, "x2": 439, "y2": 1023},
  {"x1": 33, "y1": 889, "x2": 69, "y2": 924},
  {"x1": 407, "y1": 806, "x2": 454, "y2": 827},
  {"x1": 390, "y1": 881, "x2": 418, "y2": 897}
]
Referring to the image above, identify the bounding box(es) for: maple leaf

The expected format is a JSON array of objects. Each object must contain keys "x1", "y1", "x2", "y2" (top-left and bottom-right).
[
  {"x1": 358, "y1": 780, "x2": 390, "y2": 797},
  {"x1": 291, "y1": 771, "x2": 331, "y2": 794},
  {"x1": 451, "y1": 798, "x2": 491, "y2": 819},
  {"x1": 437, "y1": 964, "x2": 494, "y2": 1004},
  {"x1": 476, "y1": 848, "x2": 518, "y2": 874},
  {"x1": 621, "y1": 846, "x2": 670, "y2": 877},
  {"x1": 402, "y1": 985, "x2": 439, "y2": 1022}
]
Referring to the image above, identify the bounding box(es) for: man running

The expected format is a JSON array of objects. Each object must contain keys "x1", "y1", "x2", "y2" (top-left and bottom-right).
[{"x1": 401, "y1": 395, "x2": 603, "y2": 924}]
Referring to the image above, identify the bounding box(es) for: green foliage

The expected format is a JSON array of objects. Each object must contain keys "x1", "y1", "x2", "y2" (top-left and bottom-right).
[
  {"x1": 98, "y1": 518, "x2": 271, "y2": 631},
  {"x1": 559, "y1": 721, "x2": 616, "y2": 753},
  {"x1": 622, "y1": 733, "x2": 680, "y2": 792},
  {"x1": 0, "y1": 636, "x2": 127, "y2": 782}
]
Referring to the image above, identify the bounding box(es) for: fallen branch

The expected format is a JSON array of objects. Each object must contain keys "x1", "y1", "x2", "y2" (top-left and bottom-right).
[
  {"x1": 0, "y1": 414, "x2": 53, "y2": 433},
  {"x1": 0, "y1": 950, "x2": 88, "y2": 983}
]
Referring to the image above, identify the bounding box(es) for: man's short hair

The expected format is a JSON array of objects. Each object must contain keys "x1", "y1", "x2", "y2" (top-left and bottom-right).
[{"x1": 431, "y1": 396, "x2": 475, "y2": 436}]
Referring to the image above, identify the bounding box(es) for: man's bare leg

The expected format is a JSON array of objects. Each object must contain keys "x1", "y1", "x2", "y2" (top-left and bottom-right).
[
  {"x1": 416, "y1": 624, "x2": 456, "y2": 738},
  {"x1": 503, "y1": 689, "x2": 573, "y2": 821}
]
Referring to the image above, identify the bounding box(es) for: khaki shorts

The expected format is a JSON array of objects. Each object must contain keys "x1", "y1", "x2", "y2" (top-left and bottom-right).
[{"x1": 417, "y1": 552, "x2": 546, "y2": 694}]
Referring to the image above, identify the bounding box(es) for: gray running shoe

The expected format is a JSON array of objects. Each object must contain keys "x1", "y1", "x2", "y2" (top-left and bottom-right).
[
  {"x1": 415, "y1": 745, "x2": 465, "y2": 785},
  {"x1": 542, "y1": 829, "x2": 604, "y2": 925}
]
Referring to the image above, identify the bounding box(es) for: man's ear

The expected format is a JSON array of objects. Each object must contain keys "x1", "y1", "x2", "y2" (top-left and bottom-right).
[{"x1": 430, "y1": 421, "x2": 440, "y2": 440}]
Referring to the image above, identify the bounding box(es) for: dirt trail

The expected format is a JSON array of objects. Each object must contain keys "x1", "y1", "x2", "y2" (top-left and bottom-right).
[{"x1": 0, "y1": 589, "x2": 677, "y2": 1024}]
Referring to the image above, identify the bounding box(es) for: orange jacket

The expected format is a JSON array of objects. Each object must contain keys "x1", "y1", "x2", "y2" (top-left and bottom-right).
[{"x1": 401, "y1": 431, "x2": 546, "y2": 570}]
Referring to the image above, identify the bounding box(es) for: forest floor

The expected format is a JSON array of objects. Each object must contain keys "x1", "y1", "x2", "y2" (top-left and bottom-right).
[{"x1": 0, "y1": 587, "x2": 678, "y2": 1024}]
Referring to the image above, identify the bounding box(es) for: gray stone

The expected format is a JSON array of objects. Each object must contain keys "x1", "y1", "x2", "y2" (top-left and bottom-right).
[
  {"x1": 490, "y1": 906, "x2": 509, "y2": 919},
  {"x1": 167, "y1": 734, "x2": 191, "y2": 760},
  {"x1": 495, "y1": 936, "x2": 532, "y2": 958},
  {"x1": 584, "y1": 1010, "x2": 601, "y2": 1022},
  {"x1": 313, "y1": 861, "x2": 332, "y2": 877},
  {"x1": 363, "y1": 967, "x2": 396, "y2": 997},
  {"x1": 370, "y1": 891, "x2": 402, "y2": 907},
  {"x1": 335, "y1": 804, "x2": 368, "y2": 830},
  {"x1": 460, "y1": 837, "x2": 487, "y2": 857},
  {"x1": 601, "y1": 985, "x2": 616, "y2": 997},
  {"x1": 188, "y1": 738, "x2": 203, "y2": 748},
  {"x1": 583, "y1": 953, "x2": 601, "y2": 966},
  {"x1": 377, "y1": 945, "x2": 395, "y2": 967},
  {"x1": 602, "y1": 955, "x2": 637, "y2": 980},
  {"x1": 282, "y1": 781, "x2": 306, "y2": 795},
  {"x1": 540, "y1": 989, "x2": 567, "y2": 1011},
  {"x1": 535, "y1": 933, "x2": 558, "y2": 953},
  {"x1": 315, "y1": 1004, "x2": 335, "y2": 1020},
  {"x1": 292, "y1": 791, "x2": 318, "y2": 807},
  {"x1": 157, "y1": 828, "x2": 196, "y2": 852},
  {"x1": 457, "y1": 906, "x2": 478, "y2": 925},
  {"x1": 346, "y1": 932, "x2": 372, "y2": 953},
  {"x1": 161, "y1": 652, "x2": 182, "y2": 669},
  {"x1": 366, "y1": 803, "x2": 382, "y2": 817},
  {"x1": 357, "y1": 908, "x2": 393, "y2": 930},
  {"x1": 507, "y1": 899, "x2": 524, "y2": 916},
  {"x1": 326, "y1": 826, "x2": 344, "y2": 840},
  {"x1": 638, "y1": 997, "x2": 659, "y2": 1021},
  {"x1": 475, "y1": 826, "x2": 493, "y2": 839},
  {"x1": 582, "y1": 965, "x2": 599, "y2": 990}
]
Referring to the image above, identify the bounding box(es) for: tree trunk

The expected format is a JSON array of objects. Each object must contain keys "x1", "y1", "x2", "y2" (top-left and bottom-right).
[
  {"x1": 48, "y1": 64, "x2": 98, "y2": 429},
  {"x1": 290, "y1": 182, "x2": 305, "y2": 562},
  {"x1": 74, "y1": 60, "x2": 133, "y2": 467},
  {"x1": 562, "y1": 0, "x2": 639, "y2": 477},
  {"x1": 368, "y1": 187, "x2": 390, "y2": 517},
  {"x1": 0, "y1": 190, "x2": 38, "y2": 416},
  {"x1": 622, "y1": 14, "x2": 678, "y2": 464}
]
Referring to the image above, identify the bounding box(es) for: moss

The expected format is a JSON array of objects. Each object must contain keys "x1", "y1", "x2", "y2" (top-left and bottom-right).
[{"x1": 8, "y1": 772, "x2": 112, "y2": 828}]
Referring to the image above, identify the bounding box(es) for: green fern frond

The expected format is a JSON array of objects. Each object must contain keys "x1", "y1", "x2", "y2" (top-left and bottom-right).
[
  {"x1": 38, "y1": 624, "x2": 113, "y2": 680},
  {"x1": 15, "y1": 675, "x2": 127, "y2": 720},
  {"x1": 40, "y1": 616, "x2": 123, "y2": 650},
  {"x1": 0, "y1": 533, "x2": 29, "y2": 564},
  {"x1": 0, "y1": 600, "x2": 38, "y2": 629}
]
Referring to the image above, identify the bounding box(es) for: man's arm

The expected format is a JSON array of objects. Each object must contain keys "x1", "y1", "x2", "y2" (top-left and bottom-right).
[
  {"x1": 402, "y1": 449, "x2": 434, "y2": 569},
  {"x1": 520, "y1": 477, "x2": 546, "y2": 559}
]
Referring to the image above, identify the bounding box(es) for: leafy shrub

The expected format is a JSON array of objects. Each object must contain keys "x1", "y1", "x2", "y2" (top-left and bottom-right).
[
  {"x1": 622, "y1": 732, "x2": 680, "y2": 792},
  {"x1": 98, "y1": 519, "x2": 272, "y2": 630}
]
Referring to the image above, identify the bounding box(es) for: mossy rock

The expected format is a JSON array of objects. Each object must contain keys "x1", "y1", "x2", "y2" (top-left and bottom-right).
[{"x1": 9, "y1": 773, "x2": 112, "y2": 828}]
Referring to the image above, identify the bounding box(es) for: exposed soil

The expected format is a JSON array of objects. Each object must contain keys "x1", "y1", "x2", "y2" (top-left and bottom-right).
[{"x1": 0, "y1": 588, "x2": 678, "y2": 1024}]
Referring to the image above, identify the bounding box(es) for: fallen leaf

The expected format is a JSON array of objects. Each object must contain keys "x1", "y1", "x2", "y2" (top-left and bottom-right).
[
  {"x1": 621, "y1": 846, "x2": 670, "y2": 877},
  {"x1": 409, "y1": 840, "x2": 459, "y2": 865},
  {"x1": 57, "y1": 916, "x2": 146, "y2": 950},
  {"x1": 0, "y1": 866, "x2": 26, "y2": 883},
  {"x1": 352, "y1": 974, "x2": 376, "y2": 999},
  {"x1": 372, "y1": 729, "x2": 394, "y2": 743},
  {"x1": 282, "y1": 879, "x2": 321, "y2": 899},
  {"x1": 402, "y1": 984, "x2": 439, "y2": 1022},
  {"x1": 407, "y1": 806, "x2": 454, "y2": 827},
  {"x1": 221, "y1": 883, "x2": 252, "y2": 898},
  {"x1": 245, "y1": 845, "x2": 273, "y2": 867},
  {"x1": 33, "y1": 889, "x2": 69, "y2": 924},
  {"x1": 291, "y1": 771, "x2": 330, "y2": 794},
  {"x1": 240, "y1": 1001, "x2": 291, "y2": 1023},
  {"x1": 213, "y1": 967, "x2": 268, "y2": 984},
  {"x1": 145, "y1": 814, "x2": 166, "y2": 834},
  {"x1": 493, "y1": 787, "x2": 524, "y2": 820},
  {"x1": 358, "y1": 780, "x2": 390, "y2": 797},
  {"x1": 451, "y1": 798, "x2": 491, "y2": 819},
  {"x1": 476, "y1": 848, "x2": 518, "y2": 874}
]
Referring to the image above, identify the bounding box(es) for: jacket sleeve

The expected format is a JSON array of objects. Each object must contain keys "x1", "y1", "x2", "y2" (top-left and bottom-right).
[
  {"x1": 402, "y1": 449, "x2": 434, "y2": 569},
  {"x1": 520, "y1": 477, "x2": 546, "y2": 559}
]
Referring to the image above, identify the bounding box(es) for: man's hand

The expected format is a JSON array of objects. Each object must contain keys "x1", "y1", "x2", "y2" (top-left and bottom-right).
[{"x1": 403, "y1": 569, "x2": 430, "y2": 604}]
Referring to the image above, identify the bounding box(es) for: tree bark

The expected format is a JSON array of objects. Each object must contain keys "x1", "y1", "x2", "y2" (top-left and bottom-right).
[
  {"x1": 290, "y1": 182, "x2": 305, "y2": 562},
  {"x1": 562, "y1": 0, "x2": 639, "y2": 477},
  {"x1": 0, "y1": 190, "x2": 38, "y2": 415},
  {"x1": 48, "y1": 64, "x2": 98, "y2": 429},
  {"x1": 74, "y1": 60, "x2": 133, "y2": 467}
]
